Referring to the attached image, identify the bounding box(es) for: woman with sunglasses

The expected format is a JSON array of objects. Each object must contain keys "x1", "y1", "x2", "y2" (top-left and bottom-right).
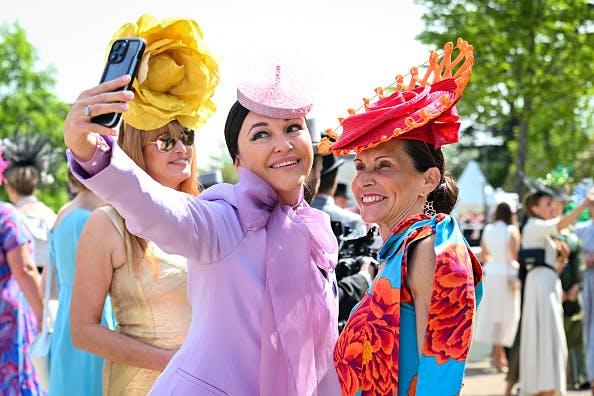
[
  {"x1": 68, "y1": 15, "x2": 218, "y2": 395},
  {"x1": 65, "y1": 29, "x2": 339, "y2": 396}
]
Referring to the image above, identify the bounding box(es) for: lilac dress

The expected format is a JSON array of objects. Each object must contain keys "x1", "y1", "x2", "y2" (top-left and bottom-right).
[{"x1": 0, "y1": 202, "x2": 43, "y2": 395}]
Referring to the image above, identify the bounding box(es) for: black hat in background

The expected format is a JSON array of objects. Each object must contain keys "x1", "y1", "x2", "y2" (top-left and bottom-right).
[
  {"x1": 335, "y1": 183, "x2": 348, "y2": 198},
  {"x1": 321, "y1": 153, "x2": 345, "y2": 176}
]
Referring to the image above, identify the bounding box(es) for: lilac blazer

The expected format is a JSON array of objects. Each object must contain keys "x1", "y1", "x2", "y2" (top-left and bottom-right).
[{"x1": 69, "y1": 140, "x2": 340, "y2": 395}]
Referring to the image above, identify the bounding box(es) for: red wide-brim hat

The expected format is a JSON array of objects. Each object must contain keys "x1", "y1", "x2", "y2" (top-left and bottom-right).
[{"x1": 320, "y1": 38, "x2": 474, "y2": 156}]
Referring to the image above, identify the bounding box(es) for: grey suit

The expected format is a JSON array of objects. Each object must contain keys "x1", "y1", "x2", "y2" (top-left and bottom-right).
[{"x1": 311, "y1": 194, "x2": 366, "y2": 236}]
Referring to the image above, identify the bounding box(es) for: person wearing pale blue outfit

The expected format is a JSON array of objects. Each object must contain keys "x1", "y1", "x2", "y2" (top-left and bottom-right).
[{"x1": 48, "y1": 174, "x2": 115, "y2": 395}]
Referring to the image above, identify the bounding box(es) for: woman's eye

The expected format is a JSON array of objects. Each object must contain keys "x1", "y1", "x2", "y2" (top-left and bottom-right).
[
  {"x1": 377, "y1": 161, "x2": 391, "y2": 170},
  {"x1": 286, "y1": 124, "x2": 302, "y2": 133},
  {"x1": 355, "y1": 164, "x2": 365, "y2": 171},
  {"x1": 251, "y1": 131, "x2": 269, "y2": 141}
]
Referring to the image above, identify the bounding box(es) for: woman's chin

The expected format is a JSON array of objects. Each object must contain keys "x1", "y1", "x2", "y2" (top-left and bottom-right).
[
  {"x1": 359, "y1": 202, "x2": 386, "y2": 224},
  {"x1": 269, "y1": 175, "x2": 305, "y2": 192}
]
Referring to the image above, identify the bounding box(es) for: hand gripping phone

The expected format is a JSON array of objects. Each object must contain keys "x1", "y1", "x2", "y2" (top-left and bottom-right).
[{"x1": 91, "y1": 38, "x2": 146, "y2": 128}]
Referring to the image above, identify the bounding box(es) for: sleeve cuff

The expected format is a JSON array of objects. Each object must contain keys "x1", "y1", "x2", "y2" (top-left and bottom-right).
[
  {"x1": 358, "y1": 270, "x2": 373, "y2": 287},
  {"x1": 67, "y1": 135, "x2": 114, "y2": 178}
]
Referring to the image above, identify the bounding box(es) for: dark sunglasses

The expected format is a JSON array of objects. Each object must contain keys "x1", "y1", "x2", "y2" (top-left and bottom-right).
[{"x1": 150, "y1": 129, "x2": 195, "y2": 152}]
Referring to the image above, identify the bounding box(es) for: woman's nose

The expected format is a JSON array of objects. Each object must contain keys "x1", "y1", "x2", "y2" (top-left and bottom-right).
[
  {"x1": 273, "y1": 135, "x2": 294, "y2": 152},
  {"x1": 172, "y1": 138, "x2": 188, "y2": 153},
  {"x1": 355, "y1": 170, "x2": 375, "y2": 188}
]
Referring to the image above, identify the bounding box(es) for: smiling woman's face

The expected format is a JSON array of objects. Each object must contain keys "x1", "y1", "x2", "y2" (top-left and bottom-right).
[
  {"x1": 235, "y1": 112, "x2": 313, "y2": 205},
  {"x1": 351, "y1": 139, "x2": 433, "y2": 237},
  {"x1": 142, "y1": 128, "x2": 194, "y2": 190}
]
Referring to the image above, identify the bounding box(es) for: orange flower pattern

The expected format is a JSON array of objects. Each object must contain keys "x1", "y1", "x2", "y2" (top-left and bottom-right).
[
  {"x1": 334, "y1": 214, "x2": 483, "y2": 395},
  {"x1": 422, "y1": 243, "x2": 476, "y2": 363},
  {"x1": 334, "y1": 278, "x2": 401, "y2": 396}
]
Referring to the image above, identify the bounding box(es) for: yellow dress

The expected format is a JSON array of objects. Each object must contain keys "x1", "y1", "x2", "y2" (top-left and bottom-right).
[{"x1": 100, "y1": 207, "x2": 191, "y2": 396}]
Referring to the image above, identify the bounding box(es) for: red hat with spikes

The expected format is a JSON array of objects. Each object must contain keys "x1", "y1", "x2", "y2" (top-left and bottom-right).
[{"x1": 320, "y1": 38, "x2": 475, "y2": 156}]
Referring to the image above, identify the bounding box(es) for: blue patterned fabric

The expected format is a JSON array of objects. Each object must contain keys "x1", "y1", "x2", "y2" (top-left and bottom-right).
[
  {"x1": 0, "y1": 201, "x2": 44, "y2": 395},
  {"x1": 334, "y1": 213, "x2": 483, "y2": 395}
]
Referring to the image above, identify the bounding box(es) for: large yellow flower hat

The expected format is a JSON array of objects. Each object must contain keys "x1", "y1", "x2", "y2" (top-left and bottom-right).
[{"x1": 110, "y1": 14, "x2": 220, "y2": 130}]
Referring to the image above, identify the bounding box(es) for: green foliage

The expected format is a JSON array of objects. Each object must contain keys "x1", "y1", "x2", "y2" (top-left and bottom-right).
[
  {"x1": 0, "y1": 22, "x2": 69, "y2": 211},
  {"x1": 416, "y1": 0, "x2": 594, "y2": 192}
]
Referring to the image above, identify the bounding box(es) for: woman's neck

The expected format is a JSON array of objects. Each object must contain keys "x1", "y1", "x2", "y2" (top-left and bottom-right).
[
  {"x1": 378, "y1": 201, "x2": 425, "y2": 240},
  {"x1": 278, "y1": 188, "x2": 302, "y2": 207},
  {"x1": 75, "y1": 190, "x2": 104, "y2": 211}
]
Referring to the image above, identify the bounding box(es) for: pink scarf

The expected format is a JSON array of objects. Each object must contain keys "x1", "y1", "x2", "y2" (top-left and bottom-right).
[{"x1": 232, "y1": 168, "x2": 338, "y2": 395}]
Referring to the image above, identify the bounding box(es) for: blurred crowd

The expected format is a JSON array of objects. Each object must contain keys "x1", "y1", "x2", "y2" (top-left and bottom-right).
[{"x1": 475, "y1": 190, "x2": 594, "y2": 396}]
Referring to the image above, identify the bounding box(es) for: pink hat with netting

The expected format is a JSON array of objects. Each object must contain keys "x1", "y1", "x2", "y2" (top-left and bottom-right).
[{"x1": 237, "y1": 64, "x2": 313, "y2": 118}]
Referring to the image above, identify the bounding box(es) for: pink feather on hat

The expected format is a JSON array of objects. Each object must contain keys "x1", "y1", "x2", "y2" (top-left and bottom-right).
[{"x1": 0, "y1": 148, "x2": 9, "y2": 185}]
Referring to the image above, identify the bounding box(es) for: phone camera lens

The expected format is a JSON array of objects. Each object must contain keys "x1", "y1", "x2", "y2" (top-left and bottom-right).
[
  {"x1": 121, "y1": 41, "x2": 128, "y2": 48},
  {"x1": 113, "y1": 41, "x2": 121, "y2": 50},
  {"x1": 109, "y1": 53, "x2": 117, "y2": 61}
]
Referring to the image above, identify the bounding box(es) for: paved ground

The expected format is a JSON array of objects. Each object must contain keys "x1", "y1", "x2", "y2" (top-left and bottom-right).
[
  {"x1": 463, "y1": 342, "x2": 590, "y2": 395},
  {"x1": 463, "y1": 360, "x2": 590, "y2": 395}
]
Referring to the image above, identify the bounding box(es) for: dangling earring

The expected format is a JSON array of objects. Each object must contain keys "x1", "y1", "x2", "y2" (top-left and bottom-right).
[{"x1": 423, "y1": 200, "x2": 436, "y2": 217}]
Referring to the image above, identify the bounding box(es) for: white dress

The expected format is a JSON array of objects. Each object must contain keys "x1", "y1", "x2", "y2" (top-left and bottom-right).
[
  {"x1": 519, "y1": 217, "x2": 567, "y2": 395},
  {"x1": 474, "y1": 221, "x2": 521, "y2": 347}
]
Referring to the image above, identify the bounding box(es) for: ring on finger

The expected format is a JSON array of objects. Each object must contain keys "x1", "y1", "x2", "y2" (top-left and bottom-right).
[{"x1": 83, "y1": 104, "x2": 93, "y2": 118}]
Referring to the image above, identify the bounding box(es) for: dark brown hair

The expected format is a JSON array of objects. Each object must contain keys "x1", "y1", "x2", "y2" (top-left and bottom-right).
[
  {"x1": 224, "y1": 101, "x2": 250, "y2": 161},
  {"x1": 4, "y1": 166, "x2": 39, "y2": 195},
  {"x1": 402, "y1": 140, "x2": 458, "y2": 214},
  {"x1": 493, "y1": 202, "x2": 513, "y2": 225},
  {"x1": 67, "y1": 168, "x2": 87, "y2": 193},
  {"x1": 524, "y1": 190, "x2": 553, "y2": 219}
]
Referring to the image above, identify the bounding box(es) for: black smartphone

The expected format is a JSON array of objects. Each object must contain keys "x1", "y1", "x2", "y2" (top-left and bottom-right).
[{"x1": 91, "y1": 38, "x2": 146, "y2": 128}]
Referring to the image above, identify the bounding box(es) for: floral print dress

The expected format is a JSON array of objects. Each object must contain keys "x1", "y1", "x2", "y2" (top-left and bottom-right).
[
  {"x1": 0, "y1": 202, "x2": 43, "y2": 395},
  {"x1": 334, "y1": 214, "x2": 483, "y2": 395}
]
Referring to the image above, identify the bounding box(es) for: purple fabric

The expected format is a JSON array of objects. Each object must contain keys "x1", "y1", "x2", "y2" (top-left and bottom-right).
[
  {"x1": 256, "y1": 192, "x2": 338, "y2": 395},
  {"x1": 67, "y1": 135, "x2": 113, "y2": 177},
  {"x1": 0, "y1": 202, "x2": 43, "y2": 395},
  {"x1": 68, "y1": 141, "x2": 340, "y2": 395}
]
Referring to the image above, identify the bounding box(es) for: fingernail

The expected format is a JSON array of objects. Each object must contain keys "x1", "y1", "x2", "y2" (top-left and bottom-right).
[
  {"x1": 122, "y1": 103, "x2": 129, "y2": 110},
  {"x1": 124, "y1": 91, "x2": 134, "y2": 99},
  {"x1": 122, "y1": 75, "x2": 131, "y2": 82}
]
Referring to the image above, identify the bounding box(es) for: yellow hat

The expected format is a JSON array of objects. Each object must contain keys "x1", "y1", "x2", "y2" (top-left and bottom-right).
[{"x1": 110, "y1": 14, "x2": 219, "y2": 130}]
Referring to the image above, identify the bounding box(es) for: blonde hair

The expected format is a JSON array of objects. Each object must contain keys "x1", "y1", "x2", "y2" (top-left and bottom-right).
[{"x1": 117, "y1": 120, "x2": 200, "y2": 275}]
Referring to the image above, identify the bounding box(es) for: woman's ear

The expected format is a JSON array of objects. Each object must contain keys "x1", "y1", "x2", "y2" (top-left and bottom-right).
[
  {"x1": 234, "y1": 156, "x2": 241, "y2": 168},
  {"x1": 420, "y1": 167, "x2": 441, "y2": 197}
]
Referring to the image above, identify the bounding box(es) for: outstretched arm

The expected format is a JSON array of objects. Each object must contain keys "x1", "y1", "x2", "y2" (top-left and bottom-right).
[{"x1": 64, "y1": 78, "x2": 238, "y2": 263}]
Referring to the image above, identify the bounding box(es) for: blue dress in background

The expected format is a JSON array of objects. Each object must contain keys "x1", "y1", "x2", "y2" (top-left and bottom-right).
[{"x1": 48, "y1": 208, "x2": 116, "y2": 396}]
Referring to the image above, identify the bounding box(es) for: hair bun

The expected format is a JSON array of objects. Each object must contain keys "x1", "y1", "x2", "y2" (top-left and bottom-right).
[{"x1": 429, "y1": 175, "x2": 459, "y2": 214}]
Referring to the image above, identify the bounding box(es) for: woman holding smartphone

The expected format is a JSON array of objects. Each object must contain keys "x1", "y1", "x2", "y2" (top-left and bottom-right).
[
  {"x1": 65, "y1": 39, "x2": 340, "y2": 396},
  {"x1": 519, "y1": 189, "x2": 594, "y2": 396},
  {"x1": 68, "y1": 15, "x2": 218, "y2": 395}
]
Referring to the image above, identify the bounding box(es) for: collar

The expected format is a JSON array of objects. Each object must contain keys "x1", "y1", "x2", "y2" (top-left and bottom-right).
[
  {"x1": 15, "y1": 195, "x2": 38, "y2": 207},
  {"x1": 378, "y1": 213, "x2": 433, "y2": 260},
  {"x1": 199, "y1": 167, "x2": 306, "y2": 231}
]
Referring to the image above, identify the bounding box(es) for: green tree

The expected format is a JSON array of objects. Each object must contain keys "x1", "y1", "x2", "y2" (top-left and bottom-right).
[
  {"x1": 416, "y1": 0, "x2": 594, "y2": 193},
  {"x1": 0, "y1": 22, "x2": 69, "y2": 210}
]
